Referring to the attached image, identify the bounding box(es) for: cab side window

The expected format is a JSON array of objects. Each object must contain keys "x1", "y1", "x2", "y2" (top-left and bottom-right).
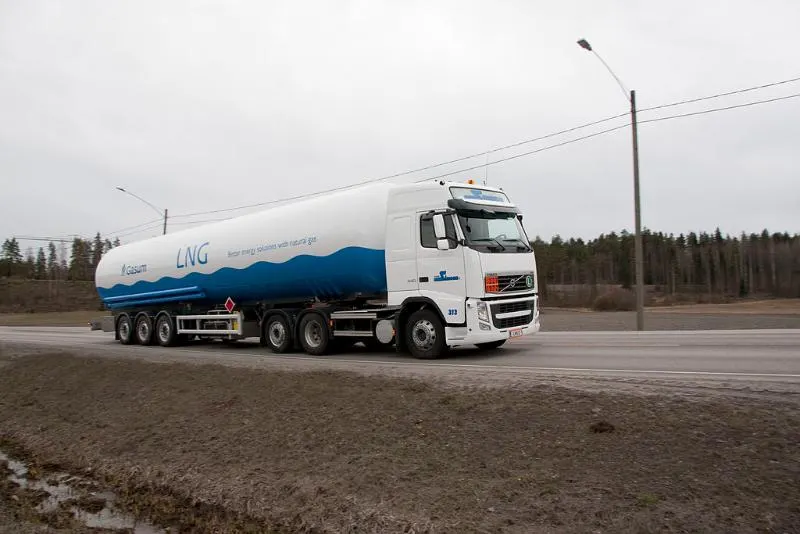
[{"x1": 420, "y1": 215, "x2": 457, "y2": 249}]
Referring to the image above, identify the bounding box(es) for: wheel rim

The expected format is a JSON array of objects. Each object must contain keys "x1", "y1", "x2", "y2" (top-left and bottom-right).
[
  {"x1": 158, "y1": 318, "x2": 171, "y2": 344},
  {"x1": 412, "y1": 319, "x2": 436, "y2": 350},
  {"x1": 137, "y1": 319, "x2": 150, "y2": 341},
  {"x1": 119, "y1": 320, "x2": 130, "y2": 341},
  {"x1": 304, "y1": 319, "x2": 323, "y2": 349},
  {"x1": 269, "y1": 321, "x2": 286, "y2": 347}
]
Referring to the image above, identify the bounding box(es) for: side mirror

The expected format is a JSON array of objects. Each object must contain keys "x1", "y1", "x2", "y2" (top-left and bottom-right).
[
  {"x1": 432, "y1": 214, "x2": 446, "y2": 239},
  {"x1": 432, "y1": 214, "x2": 450, "y2": 250}
]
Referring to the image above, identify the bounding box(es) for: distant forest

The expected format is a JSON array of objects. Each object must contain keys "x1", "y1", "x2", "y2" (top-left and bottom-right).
[
  {"x1": 1, "y1": 234, "x2": 120, "y2": 282},
  {"x1": 2, "y1": 229, "x2": 799, "y2": 305},
  {"x1": 532, "y1": 229, "x2": 800, "y2": 304}
]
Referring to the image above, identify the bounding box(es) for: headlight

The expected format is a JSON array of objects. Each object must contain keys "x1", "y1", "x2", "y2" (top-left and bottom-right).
[{"x1": 477, "y1": 301, "x2": 489, "y2": 322}]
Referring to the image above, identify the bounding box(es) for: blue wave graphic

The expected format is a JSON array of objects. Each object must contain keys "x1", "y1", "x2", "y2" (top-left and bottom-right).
[{"x1": 98, "y1": 247, "x2": 387, "y2": 310}]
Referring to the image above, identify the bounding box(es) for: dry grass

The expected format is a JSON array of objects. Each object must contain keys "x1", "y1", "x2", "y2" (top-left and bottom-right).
[
  {"x1": 592, "y1": 287, "x2": 637, "y2": 311},
  {"x1": 0, "y1": 352, "x2": 798, "y2": 533},
  {"x1": 0, "y1": 279, "x2": 101, "y2": 314}
]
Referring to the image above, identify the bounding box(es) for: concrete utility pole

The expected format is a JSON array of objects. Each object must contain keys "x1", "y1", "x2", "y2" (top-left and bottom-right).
[
  {"x1": 577, "y1": 38, "x2": 645, "y2": 331},
  {"x1": 116, "y1": 187, "x2": 169, "y2": 235}
]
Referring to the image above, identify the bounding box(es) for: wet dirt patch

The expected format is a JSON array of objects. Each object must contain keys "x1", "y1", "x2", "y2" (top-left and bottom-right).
[{"x1": 1, "y1": 449, "x2": 163, "y2": 532}]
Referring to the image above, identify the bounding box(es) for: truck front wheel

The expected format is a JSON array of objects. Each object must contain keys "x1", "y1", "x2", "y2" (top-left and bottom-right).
[{"x1": 405, "y1": 309, "x2": 446, "y2": 359}]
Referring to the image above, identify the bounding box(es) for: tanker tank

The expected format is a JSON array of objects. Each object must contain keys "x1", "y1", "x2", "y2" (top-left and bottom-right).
[{"x1": 95, "y1": 183, "x2": 394, "y2": 311}]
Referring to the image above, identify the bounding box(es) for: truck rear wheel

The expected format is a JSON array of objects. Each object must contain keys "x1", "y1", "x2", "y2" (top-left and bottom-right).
[
  {"x1": 405, "y1": 309, "x2": 445, "y2": 359},
  {"x1": 155, "y1": 313, "x2": 177, "y2": 347},
  {"x1": 264, "y1": 315, "x2": 292, "y2": 353},
  {"x1": 117, "y1": 314, "x2": 134, "y2": 345},
  {"x1": 299, "y1": 313, "x2": 329, "y2": 356},
  {"x1": 134, "y1": 314, "x2": 154, "y2": 346}
]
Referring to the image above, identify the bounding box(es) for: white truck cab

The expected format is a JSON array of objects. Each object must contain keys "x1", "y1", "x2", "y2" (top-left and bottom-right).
[{"x1": 385, "y1": 180, "x2": 540, "y2": 356}]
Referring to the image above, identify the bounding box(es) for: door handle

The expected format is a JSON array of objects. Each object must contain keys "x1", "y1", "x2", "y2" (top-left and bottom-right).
[{"x1": 419, "y1": 277, "x2": 429, "y2": 283}]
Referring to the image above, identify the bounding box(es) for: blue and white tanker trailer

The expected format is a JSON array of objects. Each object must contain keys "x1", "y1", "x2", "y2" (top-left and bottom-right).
[{"x1": 95, "y1": 180, "x2": 541, "y2": 359}]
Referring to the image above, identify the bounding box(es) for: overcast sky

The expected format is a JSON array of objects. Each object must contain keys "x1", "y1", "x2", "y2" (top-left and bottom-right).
[{"x1": 1, "y1": 0, "x2": 798, "y2": 249}]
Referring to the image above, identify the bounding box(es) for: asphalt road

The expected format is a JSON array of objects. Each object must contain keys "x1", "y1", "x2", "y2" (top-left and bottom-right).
[{"x1": 2, "y1": 326, "x2": 799, "y2": 393}]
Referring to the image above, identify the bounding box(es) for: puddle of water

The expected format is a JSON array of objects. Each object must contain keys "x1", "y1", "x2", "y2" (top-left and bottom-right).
[{"x1": 1, "y1": 450, "x2": 164, "y2": 533}]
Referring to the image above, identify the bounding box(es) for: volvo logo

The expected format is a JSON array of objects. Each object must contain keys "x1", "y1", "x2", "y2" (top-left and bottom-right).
[{"x1": 501, "y1": 273, "x2": 534, "y2": 292}]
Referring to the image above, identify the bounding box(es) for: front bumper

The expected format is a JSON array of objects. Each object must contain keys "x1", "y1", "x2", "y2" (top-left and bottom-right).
[{"x1": 445, "y1": 295, "x2": 540, "y2": 347}]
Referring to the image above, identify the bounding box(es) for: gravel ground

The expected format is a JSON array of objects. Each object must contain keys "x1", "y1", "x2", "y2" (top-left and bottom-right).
[{"x1": 1, "y1": 352, "x2": 798, "y2": 533}]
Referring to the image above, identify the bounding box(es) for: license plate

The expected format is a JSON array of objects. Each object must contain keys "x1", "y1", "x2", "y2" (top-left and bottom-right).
[{"x1": 509, "y1": 328, "x2": 524, "y2": 338}]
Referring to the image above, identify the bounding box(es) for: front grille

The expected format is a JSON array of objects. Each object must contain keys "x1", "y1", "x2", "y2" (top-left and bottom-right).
[
  {"x1": 494, "y1": 272, "x2": 535, "y2": 293},
  {"x1": 490, "y1": 299, "x2": 535, "y2": 329}
]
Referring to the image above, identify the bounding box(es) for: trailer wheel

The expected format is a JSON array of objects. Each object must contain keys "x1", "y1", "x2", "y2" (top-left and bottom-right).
[
  {"x1": 405, "y1": 309, "x2": 445, "y2": 359},
  {"x1": 155, "y1": 313, "x2": 177, "y2": 347},
  {"x1": 117, "y1": 314, "x2": 134, "y2": 345},
  {"x1": 299, "y1": 313, "x2": 329, "y2": 356},
  {"x1": 134, "y1": 314, "x2": 154, "y2": 346},
  {"x1": 264, "y1": 315, "x2": 292, "y2": 353}
]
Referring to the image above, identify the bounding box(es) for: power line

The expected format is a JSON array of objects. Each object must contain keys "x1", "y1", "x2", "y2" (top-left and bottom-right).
[
  {"x1": 103, "y1": 217, "x2": 164, "y2": 237},
  {"x1": 414, "y1": 124, "x2": 631, "y2": 182},
  {"x1": 13, "y1": 236, "x2": 80, "y2": 244},
  {"x1": 639, "y1": 75, "x2": 800, "y2": 113},
  {"x1": 639, "y1": 92, "x2": 800, "y2": 125},
  {"x1": 169, "y1": 111, "x2": 631, "y2": 220},
  {"x1": 170, "y1": 73, "x2": 800, "y2": 221},
  {"x1": 414, "y1": 90, "x2": 800, "y2": 182},
  {"x1": 170, "y1": 217, "x2": 233, "y2": 226},
  {"x1": 112, "y1": 221, "x2": 165, "y2": 240}
]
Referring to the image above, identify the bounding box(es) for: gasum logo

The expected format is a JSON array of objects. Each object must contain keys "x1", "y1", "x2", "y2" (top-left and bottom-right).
[
  {"x1": 526, "y1": 275, "x2": 534, "y2": 288},
  {"x1": 120, "y1": 263, "x2": 147, "y2": 276},
  {"x1": 433, "y1": 270, "x2": 460, "y2": 282}
]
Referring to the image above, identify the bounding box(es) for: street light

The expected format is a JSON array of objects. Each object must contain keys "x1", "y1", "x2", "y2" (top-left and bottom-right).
[
  {"x1": 116, "y1": 187, "x2": 169, "y2": 235},
  {"x1": 577, "y1": 38, "x2": 645, "y2": 331}
]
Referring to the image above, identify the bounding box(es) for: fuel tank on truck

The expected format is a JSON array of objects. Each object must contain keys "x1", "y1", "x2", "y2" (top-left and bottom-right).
[{"x1": 95, "y1": 183, "x2": 394, "y2": 310}]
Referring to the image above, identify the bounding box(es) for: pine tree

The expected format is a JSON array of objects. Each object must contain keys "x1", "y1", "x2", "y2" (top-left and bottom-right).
[
  {"x1": 47, "y1": 242, "x2": 58, "y2": 279},
  {"x1": 35, "y1": 247, "x2": 47, "y2": 280},
  {"x1": 91, "y1": 232, "x2": 104, "y2": 270}
]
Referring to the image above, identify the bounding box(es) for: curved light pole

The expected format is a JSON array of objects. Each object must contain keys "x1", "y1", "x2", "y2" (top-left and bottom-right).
[
  {"x1": 116, "y1": 187, "x2": 168, "y2": 235},
  {"x1": 577, "y1": 38, "x2": 644, "y2": 331}
]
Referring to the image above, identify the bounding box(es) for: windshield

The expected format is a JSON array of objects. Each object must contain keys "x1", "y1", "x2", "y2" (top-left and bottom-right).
[{"x1": 456, "y1": 211, "x2": 532, "y2": 253}]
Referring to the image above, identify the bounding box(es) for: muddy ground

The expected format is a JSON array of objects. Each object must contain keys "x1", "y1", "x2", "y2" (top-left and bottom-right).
[{"x1": 0, "y1": 351, "x2": 798, "y2": 533}]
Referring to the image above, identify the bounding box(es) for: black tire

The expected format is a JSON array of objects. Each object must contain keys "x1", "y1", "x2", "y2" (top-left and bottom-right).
[
  {"x1": 476, "y1": 339, "x2": 506, "y2": 350},
  {"x1": 117, "y1": 314, "x2": 134, "y2": 345},
  {"x1": 405, "y1": 309, "x2": 446, "y2": 359},
  {"x1": 298, "y1": 313, "x2": 330, "y2": 356},
  {"x1": 155, "y1": 313, "x2": 177, "y2": 347},
  {"x1": 264, "y1": 314, "x2": 293, "y2": 353},
  {"x1": 134, "y1": 314, "x2": 154, "y2": 346}
]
